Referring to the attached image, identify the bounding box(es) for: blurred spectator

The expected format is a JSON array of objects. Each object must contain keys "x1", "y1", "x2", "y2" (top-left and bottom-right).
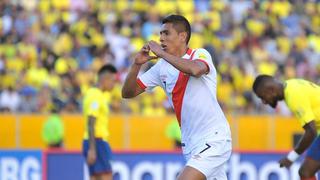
[
  {"x1": 0, "y1": 56, "x2": 4, "y2": 73},
  {"x1": 18, "y1": 86, "x2": 37, "y2": 112},
  {"x1": 37, "y1": 84, "x2": 52, "y2": 113},
  {"x1": 105, "y1": 22, "x2": 134, "y2": 69},
  {"x1": 230, "y1": 0, "x2": 253, "y2": 24},
  {"x1": 0, "y1": 86, "x2": 21, "y2": 112},
  {"x1": 141, "y1": 11, "x2": 161, "y2": 40}
]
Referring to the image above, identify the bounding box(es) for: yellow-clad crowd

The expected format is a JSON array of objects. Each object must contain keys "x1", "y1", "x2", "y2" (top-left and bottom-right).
[{"x1": 0, "y1": 0, "x2": 319, "y2": 115}]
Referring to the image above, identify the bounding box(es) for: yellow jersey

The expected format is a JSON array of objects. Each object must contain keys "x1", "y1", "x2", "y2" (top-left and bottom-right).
[
  {"x1": 284, "y1": 79, "x2": 320, "y2": 131},
  {"x1": 83, "y1": 87, "x2": 110, "y2": 141}
]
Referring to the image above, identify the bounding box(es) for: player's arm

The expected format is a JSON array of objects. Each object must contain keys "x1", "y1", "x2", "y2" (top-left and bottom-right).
[
  {"x1": 122, "y1": 64, "x2": 145, "y2": 98},
  {"x1": 280, "y1": 121, "x2": 317, "y2": 168},
  {"x1": 295, "y1": 120, "x2": 317, "y2": 154},
  {"x1": 160, "y1": 51, "x2": 208, "y2": 78},
  {"x1": 87, "y1": 115, "x2": 97, "y2": 165},
  {"x1": 148, "y1": 41, "x2": 208, "y2": 78},
  {"x1": 122, "y1": 44, "x2": 157, "y2": 98},
  {"x1": 279, "y1": 90, "x2": 318, "y2": 168}
]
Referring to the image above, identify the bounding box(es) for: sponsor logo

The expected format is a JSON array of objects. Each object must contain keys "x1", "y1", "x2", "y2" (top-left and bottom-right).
[
  {"x1": 112, "y1": 153, "x2": 301, "y2": 180},
  {"x1": 0, "y1": 153, "x2": 41, "y2": 180}
]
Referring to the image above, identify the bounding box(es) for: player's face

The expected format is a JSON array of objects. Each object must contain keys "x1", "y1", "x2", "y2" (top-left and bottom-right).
[
  {"x1": 159, "y1": 23, "x2": 185, "y2": 55},
  {"x1": 256, "y1": 89, "x2": 278, "y2": 108},
  {"x1": 100, "y1": 73, "x2": 117, "y2": 92}
]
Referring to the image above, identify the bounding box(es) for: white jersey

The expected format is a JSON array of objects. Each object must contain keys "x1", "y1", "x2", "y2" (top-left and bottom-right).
[{"x1": 137, "y1": 48, "x2": 231, "y2": 154}]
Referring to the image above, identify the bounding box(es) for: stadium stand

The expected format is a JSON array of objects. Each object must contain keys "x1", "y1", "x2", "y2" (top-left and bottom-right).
[{"x1": 0, "y1": 0, "x2": 319, "y2": 115}]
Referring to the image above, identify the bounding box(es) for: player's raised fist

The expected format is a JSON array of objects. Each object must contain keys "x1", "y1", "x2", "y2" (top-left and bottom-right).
[
  {"x1": 134, "y1": 44, "x2": 158, "y2": 65},
  {"x1": 148, "y1": 40, "x2": 165, "y2": 57}
]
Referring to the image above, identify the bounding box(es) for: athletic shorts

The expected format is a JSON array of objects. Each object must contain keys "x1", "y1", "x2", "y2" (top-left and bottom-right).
[
  {"x1": 306, "y1": 135, "x2": 320, "y2": 161},
  {"x1": 82, "y1": 139, "x2": 112, "y2": 175},
  {"x1": 184, "y1": 139, "x2": 232, "y2": 180}
]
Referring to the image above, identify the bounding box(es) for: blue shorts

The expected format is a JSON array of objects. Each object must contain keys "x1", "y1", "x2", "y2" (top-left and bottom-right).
[
  {"x1": 82, "y1": 139, "x2": 112, "y2": 175},
  {"x1": 306, "y1": 135, "x2": 320, "y2": 161}
]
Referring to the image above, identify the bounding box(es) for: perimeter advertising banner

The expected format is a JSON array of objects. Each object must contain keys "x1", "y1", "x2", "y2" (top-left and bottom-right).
[
  {"x1": 0, "y1": 150, "x2": 42, "y2": 180},
  {"x1": 112, "y1": 152, "x2": 303, "y2": 180},
  {"x1": 0, "y1": 150, "x2": 315, "y2": 180}
]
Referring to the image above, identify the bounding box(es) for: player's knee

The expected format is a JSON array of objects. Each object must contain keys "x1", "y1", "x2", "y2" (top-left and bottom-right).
[{"x1": 299, "y1": 166, "x2": 314, "y2": 178}]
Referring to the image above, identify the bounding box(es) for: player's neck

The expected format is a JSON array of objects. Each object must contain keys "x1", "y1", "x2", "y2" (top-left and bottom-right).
[
  {"x1": 172, "y1": 46, "x2": 188, "y2": 57},
  {"x1": 96, "y1": 84, "x2": 105, "y2": 92}
]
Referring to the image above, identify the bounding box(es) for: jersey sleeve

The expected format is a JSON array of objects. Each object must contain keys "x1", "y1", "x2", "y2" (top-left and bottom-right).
[
  {"x1": 191, "y1": 48, "x2": 213, "y2": 73},
  {"x1": 137, "y1": 61, "x2": 162, "y2": 92},
  {"x1": 287, "y1": 90, "x2": 315, "y2": 127}
]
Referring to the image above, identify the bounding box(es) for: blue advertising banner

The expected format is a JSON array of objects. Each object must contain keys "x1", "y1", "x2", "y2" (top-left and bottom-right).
[
  {"x1": 44, "y1": 151, "x2": 87, "y2": 180},
  {"x1": 113, "y1": 152, "x2": 303, "y2": 180},
  {"x1": 1, "y1": 150, "x2": 318, "y2": 180},
  {"x1": 113, "y1": 152, "x2": 185, "y2": 180},
  {"x1": 0, "y1": 150, "x2": 42, "y2": 180},
  {"x1": 227, "y1": 152, "x2": 302, "y2": 180}
]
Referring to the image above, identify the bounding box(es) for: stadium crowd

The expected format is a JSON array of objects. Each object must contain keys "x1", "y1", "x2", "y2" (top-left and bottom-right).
[{"x1": 0, "y1": 0, "x2": 319, "y2": 115}]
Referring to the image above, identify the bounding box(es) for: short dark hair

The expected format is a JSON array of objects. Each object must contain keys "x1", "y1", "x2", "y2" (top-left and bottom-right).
[
  {"x1": 162, "y1": 14, "x2": 191, "y2": 44},
  {"x1": 252, "y1": 74, "x2": 274, "y2": 93},
  {"x1": 98, "y1": 64, "x2": 117, "y2": 76}
]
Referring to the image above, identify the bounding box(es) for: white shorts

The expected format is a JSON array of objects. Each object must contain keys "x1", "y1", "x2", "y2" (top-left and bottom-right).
[{"x1": 184, "y1": 139, "x2": 232, "y2": 180}]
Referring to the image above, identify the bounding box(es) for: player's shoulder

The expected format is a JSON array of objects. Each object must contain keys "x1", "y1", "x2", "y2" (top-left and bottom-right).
[
  {"x1": 286, "y1": 79, "x2": 310, "y2": 88},
  {"x1": 193, "y1": 48, "x2": 212, "y2": 60},
  {"x1": 286, "y1": 78, "x2": 301, "y2": 83},
  {"x1": 86, "y1": 87, "x2": 101, "y2": 93},
  {"x1": 284, "y1": 79, "x2": 298, "y2": 92},
  {"x1": 193, "y1": 48, "x2": 210, "y2": 54},
  {"x1": 285, "y1": 79, "x2": 310, "y2": 100},
  {"x1": 193, "y1": 48, "x2": 208, "y2": 52},
  {"x1": 85, "y1": 87, "x2": 103, "y2": 97}
]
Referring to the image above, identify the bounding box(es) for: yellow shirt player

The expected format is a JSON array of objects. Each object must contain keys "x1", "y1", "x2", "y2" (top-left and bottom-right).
[
  {"x1": 82, "y1": 64, "x2": 117, "y2": 180},
  {"x1": 253, "y1": 75, "x2": 320, "y2": 180}
]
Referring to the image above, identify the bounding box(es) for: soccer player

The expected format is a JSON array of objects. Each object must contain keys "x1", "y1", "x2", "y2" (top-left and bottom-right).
[
  {"x1": 122, "y1": 14, "x2": 232, "y2": 180},
  {"x1": 82, "y1": 64, "x2": 117, "y2": 180},
  {"x1": 252, "y1": 75, "x2": 320, "y2": 180}
]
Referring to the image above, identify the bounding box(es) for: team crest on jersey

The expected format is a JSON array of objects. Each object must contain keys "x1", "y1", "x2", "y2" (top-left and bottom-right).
[
  {"x1": 160, "y1": 75, "x2": 167, "y2": 82},
  {"x1": 90, "y1": 102, "x2": 99, "y2": 110}
]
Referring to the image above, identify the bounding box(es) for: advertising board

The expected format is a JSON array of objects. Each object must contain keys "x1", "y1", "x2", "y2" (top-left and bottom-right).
[
  {"x1": 0, "y1": 150, "x2": 42, "y2": 180},
  {"x1": 2, "y1": 150, "x2": 318, "y2": 180}
]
